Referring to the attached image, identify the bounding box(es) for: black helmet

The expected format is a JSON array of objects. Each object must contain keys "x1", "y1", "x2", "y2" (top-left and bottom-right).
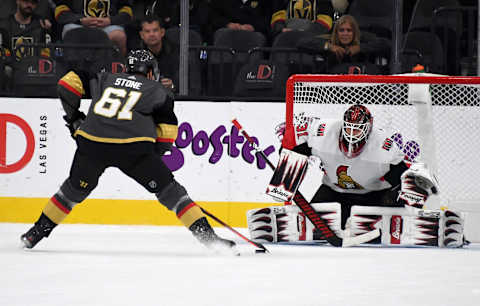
[{"x1": 126, "y1": 49, "x2": 159, "y2": 80}]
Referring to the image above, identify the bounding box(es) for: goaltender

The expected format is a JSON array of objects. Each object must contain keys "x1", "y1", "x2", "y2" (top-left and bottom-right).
[{"x1": 248, "y1": 105, "x2": 467, "y2": 248}]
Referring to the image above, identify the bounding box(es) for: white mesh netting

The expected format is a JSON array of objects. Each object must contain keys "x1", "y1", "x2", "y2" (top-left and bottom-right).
[{"x1": 288, "y1": 76, "x2": 480, "y2": 206}]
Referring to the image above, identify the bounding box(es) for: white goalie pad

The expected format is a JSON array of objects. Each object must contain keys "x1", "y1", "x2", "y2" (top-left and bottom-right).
[
  {"x1": 266, "y1": 148, "x2": 308, "y2": 202},
  {"x1": 349, "y1": 206, "x2": 466, "y2": 248},
  {"x1": 247, "y1": 203, "x2": 342, "y2": 243}
]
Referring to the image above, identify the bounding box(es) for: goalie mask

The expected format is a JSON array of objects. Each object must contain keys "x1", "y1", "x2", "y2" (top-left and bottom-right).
[
  {"x1": 339, "y1": 104, "x2": 373, "y2": 158},
  {"x1": 126, "y1": 49, "x2": 160, "y2": 81}
]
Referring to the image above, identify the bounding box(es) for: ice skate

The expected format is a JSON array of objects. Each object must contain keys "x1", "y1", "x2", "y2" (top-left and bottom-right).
[
  {"x1": 20, "y1": 214, "x2": 56, "y2": 249},
  {"x1": 190, "y1": 217, "x2": 238, "y2": 255}
]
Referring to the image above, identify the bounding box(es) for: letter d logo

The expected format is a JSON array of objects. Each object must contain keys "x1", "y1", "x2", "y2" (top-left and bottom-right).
[
  {"x1": 0, "y1": 114, "x2": 35, "y2": 173},
  {"x1": 257, "y1": 64, "x2": 272, "y2": 80}
]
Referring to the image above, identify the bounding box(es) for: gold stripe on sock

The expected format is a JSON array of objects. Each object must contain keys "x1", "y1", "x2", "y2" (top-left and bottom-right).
[
  {"x1": 177, "y1": 203, "x2": 204, "y2": 228},
  {"x1": 42, "y1": 198, "x2": 70, "y2": 224}
]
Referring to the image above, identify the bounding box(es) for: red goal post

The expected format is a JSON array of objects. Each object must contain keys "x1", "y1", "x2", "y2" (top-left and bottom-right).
[{"x1": 283, "y1": 74, "x2": 480, "y2": 207}]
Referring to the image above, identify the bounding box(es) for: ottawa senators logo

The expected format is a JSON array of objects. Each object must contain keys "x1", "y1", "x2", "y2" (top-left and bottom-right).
[
  {"x1": 335, "y1": 165, "x2": 363, "y2": 190},
  {"x1": 85, "y1": 0, "x2": 110, "y2": 18}
]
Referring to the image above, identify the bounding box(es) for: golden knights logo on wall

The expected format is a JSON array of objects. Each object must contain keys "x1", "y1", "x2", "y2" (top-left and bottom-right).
[{"x1": 84, "y1": 0, "x2": 110, "y2": 18}]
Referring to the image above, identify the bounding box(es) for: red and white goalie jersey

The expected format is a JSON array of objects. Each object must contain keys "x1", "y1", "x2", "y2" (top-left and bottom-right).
[{"x1": 294, "y1": 116, "x2": 406, "y2": 194}]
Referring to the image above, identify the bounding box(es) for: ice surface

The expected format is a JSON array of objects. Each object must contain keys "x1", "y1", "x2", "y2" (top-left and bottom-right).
[{"x1": 1, "y1": 223, "x2": 479, "y2": 306}]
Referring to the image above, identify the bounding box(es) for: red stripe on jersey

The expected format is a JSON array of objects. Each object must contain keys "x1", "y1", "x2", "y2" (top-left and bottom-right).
[
  {"x1": 51, "y1": 196, "x2": 71, "y2": 214},
  {"x1": 177, "y1": 202, "x2": 196, "y2": 218},
  {"x1": 58, "y1": 80, "x2": 82, "y2": 97},
  {"x1": 156, "y1": 137, "x2": 175, "y2": 143}
]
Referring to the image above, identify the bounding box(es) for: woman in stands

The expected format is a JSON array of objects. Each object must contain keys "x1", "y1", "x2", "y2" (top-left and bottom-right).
[{"x1": 325, "y1": 14, "x2": 362, "y2": 69}]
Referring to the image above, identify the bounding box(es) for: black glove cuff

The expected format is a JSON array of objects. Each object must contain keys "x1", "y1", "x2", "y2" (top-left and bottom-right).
[
  {"x1": 155, "y1": 142, "x2": 173, "y2": 156},
  {"x1": 63, "y1": 111, "x2": 86, "y2": 124}
]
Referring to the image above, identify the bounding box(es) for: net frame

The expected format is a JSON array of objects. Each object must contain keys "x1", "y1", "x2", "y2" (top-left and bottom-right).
[{"x1": 283, "y1": 74, "x2": 480, "y2": 206}]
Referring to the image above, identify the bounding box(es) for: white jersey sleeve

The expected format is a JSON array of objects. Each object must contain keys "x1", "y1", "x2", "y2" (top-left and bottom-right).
[{"x1": 291, "y1": 113, "x2": 323, "y2": 146}]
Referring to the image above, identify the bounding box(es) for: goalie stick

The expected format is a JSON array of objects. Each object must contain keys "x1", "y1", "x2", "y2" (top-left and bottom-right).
[
  {"x1": 231, "y1": 118, "x2": 380, "y2": 247},
  {"x1": 199, "y1": 206, "x2": 270, "y2": 253}
]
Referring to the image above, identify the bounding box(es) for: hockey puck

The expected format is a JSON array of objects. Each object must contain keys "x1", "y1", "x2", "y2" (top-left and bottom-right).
[{"x1": 255, "y1": 249, "x2": 267, "y2": 254}]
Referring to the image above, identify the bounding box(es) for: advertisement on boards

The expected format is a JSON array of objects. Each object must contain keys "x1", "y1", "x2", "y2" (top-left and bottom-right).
[{"x1": 0, "y1": 98, "x2": 285, "y2": 203}]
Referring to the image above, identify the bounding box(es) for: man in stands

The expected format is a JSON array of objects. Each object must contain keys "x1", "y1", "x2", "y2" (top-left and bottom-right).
[
  {"x1": 0, "y1": 0, "x2": 52, "y2": 59},
  {"x1": 247, "y1": 104, "x2": 466, "y2": 248},
  {"x1": 20, "y1": 49, "x2": 236, "y2": 254},
  {"x1": 270, "y1": 0, "x2": 334, "y2": 39},
  {"x1": 208, "y1": 0, "x2": 272, "y2": 43},
  {"x1": 0, "y1": 0, "x2": 52, "y2": 92},
  {"x1": 54, "y1": 0, "x2": 133, "y2": 56},
  {"x1": 138, "y1": 15, "x2": 177, "y2": 92}
]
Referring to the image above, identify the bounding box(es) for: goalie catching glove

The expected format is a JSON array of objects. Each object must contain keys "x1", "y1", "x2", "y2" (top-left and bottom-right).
[
  {"x1": 398, "y1": 162, "x2": 439, "y2": 208},
  {"x1": 247, "y1": 203, "x2": 342, "y2": 243}
]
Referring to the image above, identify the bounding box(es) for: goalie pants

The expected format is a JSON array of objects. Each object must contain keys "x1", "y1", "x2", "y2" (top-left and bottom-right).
[
  {"x1": 311, "y1": 185, "x2": 402, "y2": 229},
  {"x1": 68, "y1": 136, "x2": 174, "y2": 197}
]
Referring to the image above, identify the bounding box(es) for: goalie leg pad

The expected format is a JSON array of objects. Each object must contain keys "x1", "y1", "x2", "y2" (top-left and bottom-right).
[
  {"x1": 350, "y1": 206, "x2": 466, "y2": 248},
  {"x1": 247, "y1": 203, "x2": 342, "y2": 243},
  {"x1": 442, "y1": 210, "x2": 466, "y2": 248}
]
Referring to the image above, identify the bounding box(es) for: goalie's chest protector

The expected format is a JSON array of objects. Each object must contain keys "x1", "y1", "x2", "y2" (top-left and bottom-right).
[{"x1": 307, "y1": 119, "x2": 405, "y2": 194}]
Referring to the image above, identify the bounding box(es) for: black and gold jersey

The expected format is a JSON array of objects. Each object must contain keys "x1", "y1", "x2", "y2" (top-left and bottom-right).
[
  {"x1": 55, "y1": 0, "x2": 133, "y2": 26},
  {"x1": 0, "y1": 15, "x2": 51, "y2": 58},
  {"x1": 58, "y1": 71, "x2": 178, "y2": 145}
]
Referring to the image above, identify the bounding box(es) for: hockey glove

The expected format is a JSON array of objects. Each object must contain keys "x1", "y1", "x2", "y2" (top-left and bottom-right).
[
  {"x1": 398, "y1": 163, "x2": 439, "y2": 208},
  {"x1": 155, "y1": 142, "x2": 173, "y2": 156},
  {"x1": 274, "y1": 122, "x2": 286, "y2": 142},
  {"x1": 63, "y1": 111, "x2": 86, "y2": 138}
]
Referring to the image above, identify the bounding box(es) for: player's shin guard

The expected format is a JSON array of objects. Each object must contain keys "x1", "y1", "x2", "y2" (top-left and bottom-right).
[
  {"x1": 156, "y1": 181, "x2": 236, "y2": 250},
  {"x1": 20, "y1": 180, "x2": 86, "y2": 249}
]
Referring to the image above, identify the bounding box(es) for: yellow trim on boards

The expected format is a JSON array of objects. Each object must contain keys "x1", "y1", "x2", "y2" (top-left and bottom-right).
[{"x1": 0, "y1": 197, "x2": 275, "y2": 228}]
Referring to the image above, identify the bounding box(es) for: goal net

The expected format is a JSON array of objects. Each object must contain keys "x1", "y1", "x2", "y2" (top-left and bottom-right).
[{"x1": 283, "y1": 74, "x2": 480, "y2": 208}]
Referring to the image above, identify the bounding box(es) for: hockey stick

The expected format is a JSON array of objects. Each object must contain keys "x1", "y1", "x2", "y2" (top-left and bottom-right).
[
  {"x1": 232, "y1": 118, "x2": 380, "y2": 247},
  {"x1": 199, "y1": 206, "x2": 270, "y2": 253}
]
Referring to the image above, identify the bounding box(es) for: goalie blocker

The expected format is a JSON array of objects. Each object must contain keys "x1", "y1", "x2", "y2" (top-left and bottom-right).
[{"x1": 247, "y1": 204, "x2": 466, "y2": 248}]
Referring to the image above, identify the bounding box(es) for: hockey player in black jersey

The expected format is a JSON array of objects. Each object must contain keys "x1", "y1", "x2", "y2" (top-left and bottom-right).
[{"x1": 20, "y1": 49, "x2": 236, "y2": 252}]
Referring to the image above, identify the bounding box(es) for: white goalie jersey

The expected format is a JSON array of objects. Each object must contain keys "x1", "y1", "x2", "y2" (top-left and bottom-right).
[{"x1": 296, "y1": 117, "x2": 406, "y2": 194}]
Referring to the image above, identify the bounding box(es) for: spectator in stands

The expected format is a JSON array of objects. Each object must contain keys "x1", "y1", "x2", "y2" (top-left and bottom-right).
[
  {"x1": 54, "y1": 0, "x2": 133, "y2": 56},
  {"x1": 270, "y1": 0, "x2": 334, "y2": 39},
  {"x1": 138, "y1": 15, "x2": 177, "y2": 92},
  {"x1": 0, "y1": 0, "x2": 53, "y2": 93},
  {"x1": 326, "y1": 14, "x2": 361, "y2": 65},
  {"x1": 296, "y1": 14, "x2": 390, "y2": 74},
  {"x1": 0, "y1": 0, "x2": 52, "y2": 58},
  {"x1": 326, "y1": 14, "x2": 391, "y2": 73},
  {"x1": 145, "y1": 0, "x2": 209, "y2": 41},
  {"x1": 208, "y1": 0, "x2": 271, "y2": 44}
]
